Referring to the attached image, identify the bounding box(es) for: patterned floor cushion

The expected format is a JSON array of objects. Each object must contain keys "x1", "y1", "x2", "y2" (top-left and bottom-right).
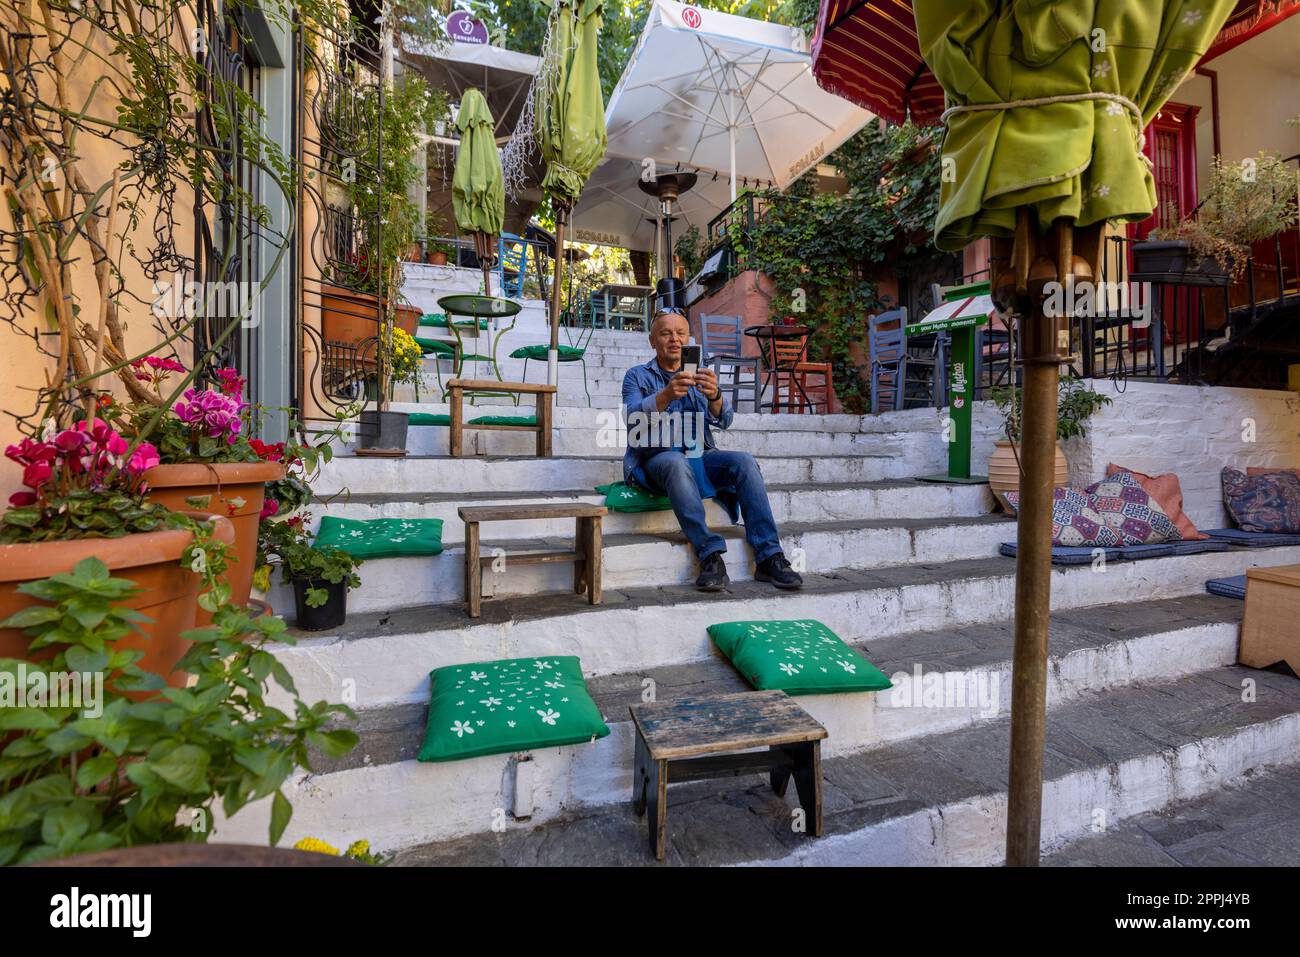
[
  {"x1": 1222, "y1": 466, "x2": 1300, "y2": 533},
  {"x1": 595, "y1": 481, "x2": 674, "y2": 512},
  {"x1": 314, "y1": 516, "x2": 444, "y2": 558},
  {"x1": 707, "y1": 619, "x2": 892, "y2": 695},
  {"x1": 1005, "y1": 470, "x2": 1181, "y2": 546},
  {"x1": 418, "y1": 656, "x2": 609, "y2": 762}
]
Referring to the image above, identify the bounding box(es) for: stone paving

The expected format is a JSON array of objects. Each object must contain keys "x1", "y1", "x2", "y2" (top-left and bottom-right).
[
  {"x1": 392, "y1": 663, "x2": 1300, "y2": 866},
  {"x1": 1045, "y1": 759, "x2": 1300, "y2": 866}
]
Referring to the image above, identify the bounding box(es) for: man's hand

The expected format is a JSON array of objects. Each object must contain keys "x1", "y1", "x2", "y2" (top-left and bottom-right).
[
  {"x1": 656, "y1": 369, "x2": 696, "y2": 410},
  {"x1": 694, "y1": 367, "x2": 721, "y2": 401}
]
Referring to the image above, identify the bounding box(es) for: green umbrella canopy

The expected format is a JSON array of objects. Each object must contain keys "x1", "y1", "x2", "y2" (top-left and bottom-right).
[
  {"x1": 452, "y1": 88, "x2": 505, "y2": 237},
  {"x1": 921, "y1": 0, "x2": 1236, "y2": 251},
  {"x1": 537, "y1": 0, "x2": 608, "y2": 208}
]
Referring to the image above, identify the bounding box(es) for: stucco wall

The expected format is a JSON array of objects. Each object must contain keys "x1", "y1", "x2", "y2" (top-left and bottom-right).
[{"x1": 973, "y1": 378, "x2": 1300, "y2": 531}]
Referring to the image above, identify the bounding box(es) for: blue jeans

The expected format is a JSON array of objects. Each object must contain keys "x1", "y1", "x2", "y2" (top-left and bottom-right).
[{"x1": 641, "y1": 449, "x2": 782, "y2": 564}]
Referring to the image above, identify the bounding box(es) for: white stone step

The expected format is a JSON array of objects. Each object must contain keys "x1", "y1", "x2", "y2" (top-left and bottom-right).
[
  {"x1": 267, "y1": 514, "x2": 1016, "y2": 616},
  {"x1": 312, "y1": 480, "x2": 998, "y2": 544},
  {"x1": 263, "y1": 545, "x2": 1300, "y2": 714},
  {"x1": 213, "y1": 599, "x2": 1300, "y2": 859},
  {"x1": 312, "y1": 453, "x2": 935, "y2": 497}
]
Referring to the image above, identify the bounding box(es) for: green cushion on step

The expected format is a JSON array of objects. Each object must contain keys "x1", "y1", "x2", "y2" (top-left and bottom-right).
[
  {"x1": 420, "y1": 314, "x2": 489, "y2": 330},
  {"x1": 706, "y1": 619, "x2": 893, "y2": 696},
  {"x1": 418, "y1": 655, "x2": 610, "y2": 762},
  {"x1": 468, "y1": 415, "x2": 537, "y2": 426},
  {"x1": 408, "y1": 413, "x2": 451, "y2": 426},
  {"x1": 594, "y1": 481, "x2": 673, "y2": 512},
  {"x1": 459, "y1": 354, "x2": 495, "y2": 362},
  {"x1": 509, "y1": 344, "x2": 586, "y2": 360},
  {"x1": 314, "y1": 516, "x2": 444, "y2": 559},
  {"x1": 414, "y1": 337, "x2": 454, "y2": 356}
]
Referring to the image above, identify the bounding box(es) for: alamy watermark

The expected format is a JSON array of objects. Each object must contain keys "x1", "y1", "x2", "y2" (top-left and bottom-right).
[
  {"x1": 151, "y1": 278, "x2": 263, "y2": 329},
  {"x1": 596, "y1": 409, "x2": 710, "y2": 458},
  {"x1": 1042, "y1": 278, "x2": 1152, "y2": 328},
  {"x1": 0, "y1": 663, "x2": 103, "y2": 718},
  {"x1": 888, "y1": 665, "x2": 1000, "y2": 718}
]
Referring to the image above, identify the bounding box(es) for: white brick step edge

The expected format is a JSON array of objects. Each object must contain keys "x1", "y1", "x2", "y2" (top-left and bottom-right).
[
  {"x1": 314, "y1": 482, "x2": 999, "y2": 544},
  {"x1": 212, "y1": 623, "x2": 1270, "y2": 856},
  {"x1": 265, "y1": 516, "x2": 1016, "y2": 617},
  {"x1": 314, "y1": 453, "x2": 940, "y2": 497},
  {"x1": 266, "y1": 546, "x2": 1300, "y2": 712}
]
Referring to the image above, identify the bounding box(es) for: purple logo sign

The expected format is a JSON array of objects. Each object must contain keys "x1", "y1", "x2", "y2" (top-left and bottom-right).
[{"x1": 448, "y1": 11, "x2": 489, "y2": 45}]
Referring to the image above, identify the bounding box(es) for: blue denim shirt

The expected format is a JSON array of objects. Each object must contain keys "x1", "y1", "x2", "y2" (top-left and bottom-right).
[{"x1": 621, "y1": 356, "x2": 734, "y2": 486}]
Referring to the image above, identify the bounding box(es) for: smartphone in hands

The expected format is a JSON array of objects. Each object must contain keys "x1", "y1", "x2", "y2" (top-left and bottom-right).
[{"x1": 682, "y1": 344, "x2": 701, "y2": 377}]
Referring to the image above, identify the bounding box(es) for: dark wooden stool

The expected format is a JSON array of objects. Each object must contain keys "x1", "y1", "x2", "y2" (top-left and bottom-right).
[
  {"x1": 458, "y1": 502, "x2": 607, "y2": 618},
  {"x1": 629, "y1": 690, "x2": 827, "y2": 861}
]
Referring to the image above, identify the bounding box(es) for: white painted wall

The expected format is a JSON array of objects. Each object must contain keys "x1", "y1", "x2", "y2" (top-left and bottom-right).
[{"x1": 984, "y1": 378, "x2": 1300, "y2": 531}]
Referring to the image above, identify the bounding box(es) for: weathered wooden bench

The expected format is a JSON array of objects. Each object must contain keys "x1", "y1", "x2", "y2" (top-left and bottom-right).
[
  {"x1": 457, "y1": 502, "x2": 608, "y2": 618},
  {"x1": 446, "y1": 379, "x2": 556, "y2": 457},
  {"x1": 629, "y1": 689, "x2": 827, "y2": 860}
]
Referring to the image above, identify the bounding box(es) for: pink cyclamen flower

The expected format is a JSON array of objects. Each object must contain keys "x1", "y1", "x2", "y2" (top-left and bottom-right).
[
  {"x1": 22, "y1": 461, "x2": 53, "y2": 490},
  {"x1": 127, "y1": 442, "x2": 161, "y2": 475},
  {"x1": 8, "y1": 491, "x2": 37, "y2": 508},
  {"x1": 174, "y1": 388, "x2": 245, "y2": 443},
  {"x1": 259, "y1": 497, "x2": 278, "y2": 520},
  {"x1": 214, "y1": 367, "x2": 246, "y2": 397}
]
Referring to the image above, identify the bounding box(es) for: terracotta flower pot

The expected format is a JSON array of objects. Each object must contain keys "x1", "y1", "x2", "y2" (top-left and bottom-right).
[
  {"x1": 142, "y1": 462, "x2": 285, "y2": 612},
  {"x1": 321, "y1": 284, "x2": 383, "y2": 354},
  {"x1": 427, "y1": 251, "x2": 449, "y2": 266},
  {"x1": 987, "y1": 440, "x2": 1070, "y2": 512},
  {"x1": 394, "y1": 303, "x2": 420, "y2": 337},
  {"x1": 0, "y1": 512, "x2": 235, "y2": 687}
]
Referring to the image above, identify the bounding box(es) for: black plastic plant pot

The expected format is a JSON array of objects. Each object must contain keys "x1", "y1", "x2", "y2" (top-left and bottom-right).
[
  {"x1": 1130, "y1": 240, "x2": 1230, "y2": 287},
  {"x1": 292, "y1": 578, "x2": 347, "y2": 631},
  {"x1": 358, "y1": 410, "x2": 409, "y2": 450}
]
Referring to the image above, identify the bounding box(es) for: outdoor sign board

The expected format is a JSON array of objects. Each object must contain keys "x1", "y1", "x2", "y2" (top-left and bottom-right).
[{"x1": 448, "y1": 11, "x2": 489, "y2": 45}]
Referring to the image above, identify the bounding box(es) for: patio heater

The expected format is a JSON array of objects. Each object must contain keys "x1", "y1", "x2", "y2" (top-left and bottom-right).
[{"x1": 639, "y1": 171, "x2": 697, "y2": 312}]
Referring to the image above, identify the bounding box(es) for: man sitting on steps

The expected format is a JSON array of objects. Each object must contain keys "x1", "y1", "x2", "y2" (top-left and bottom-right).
[{"x1": 621, "y1": 310, "x2": 803, "y2": 592}]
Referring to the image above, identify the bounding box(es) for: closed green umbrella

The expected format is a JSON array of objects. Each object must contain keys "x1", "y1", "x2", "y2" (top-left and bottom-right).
[
  {"x1": 922, "y1": 0, "x2": 1236, "y2": 251},
  {"x1": 536, "y1": 0, "x2": 608, "y2": 383},
  {"x1": 452, "y1": 88, "x2": 505, "y2": 294}
]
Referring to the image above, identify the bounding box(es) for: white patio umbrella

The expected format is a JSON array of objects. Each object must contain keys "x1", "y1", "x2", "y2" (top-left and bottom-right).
[{"x1": 602, "y1": 0, "x2": 872, "y2": 204}]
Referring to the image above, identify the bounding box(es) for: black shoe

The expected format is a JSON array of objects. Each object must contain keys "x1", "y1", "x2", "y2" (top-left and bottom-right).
[
  {"x1": 755, "y1": 553, "x2": 803, "y2": 590},
  {"x1": 696, "y1": 553, "x2": 729, "y2": 592}
]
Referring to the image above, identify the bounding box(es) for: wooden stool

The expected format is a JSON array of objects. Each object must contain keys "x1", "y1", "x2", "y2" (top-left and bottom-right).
[
  {"x1": 1241, "y1": 563, "x2": 1300, "y2": 674},
  {"x1": 629, "y1": 690, "x2": 827, "y2": 861},
  {"x1": 447, "y1": 379, "x2": 555, "y2": 457},
  {"x1": 457, "y1": 503, "x2": 607, "y2": 618}
]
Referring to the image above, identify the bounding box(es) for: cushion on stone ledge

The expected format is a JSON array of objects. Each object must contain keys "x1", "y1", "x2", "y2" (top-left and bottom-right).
[
  {"x1": 1105, "y1": 462, "x2": 1208, "y2": 540},
  {"x1": 314, "y1": 516, "x2": 444, "y2": 558},
  {"x1": 414, "y1": 337, "x2": 455, "y2": 356},
  {"x1": 1222, "y1": 466, "x2": 1300, "y2": 533},
  {"x1": 595, "y1": 481, "x2": 674, "y2": 512},
  {"x1": 707, "y1": 619, "x2": 892, "y2": 695},
  {"x1": 418, "y1": 656, "x2": 610, "y2": 762},
  {"x1": 1004, "y1": 470, "x2": 1181, "y2": 547},
  {"x1": 509, "y1": 344, "x2": 586, "y2": 360},
  {"x1": 408, "y1": 412, "x2": 451, "y2": 426},
  {"x1": 467, "y1": 415, "x2": 537, "y2": 426}
]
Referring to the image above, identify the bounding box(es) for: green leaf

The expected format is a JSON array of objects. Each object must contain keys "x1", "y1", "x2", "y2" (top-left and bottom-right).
[
  {"x1": 0, "y1": 708, "x2": 61, "y2": 731},
  {"x1": 75, "y1": 754, "x2": 119, "y2": 791},
  {"x1": 65, "y1": 645, "x2": 111, "y2": 673},
  {"x1": 0, "y1": 605, "x2": 62, "y2": 630},
  {"x1": 307, "y1": 728, "x2": 359, "y2": 760},
  {"x1": 41, "y1": 802, "x2": 93, "y2": 849},
  {"x1": 150, "y1": 744, "x2": 211, "y2": 793},
  {"x1": 268, "y1": 789, "x2": 292, "y2": 845}
]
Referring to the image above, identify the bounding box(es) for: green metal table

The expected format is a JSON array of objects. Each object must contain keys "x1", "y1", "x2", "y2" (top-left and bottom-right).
[{"x1": 435, "y1": 294, "x2": 523, "y2": 403}]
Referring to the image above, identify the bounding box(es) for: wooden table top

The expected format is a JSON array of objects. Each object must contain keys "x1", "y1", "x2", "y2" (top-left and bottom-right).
[
  {"x1": 630, "y1": 689, "x2": 826, "y2": 760},
  {"x1": 458, "y1": 502, "x2": 608, "y2": 522},
  {"x1": 1246, "y1": 563, "x2": 1300, "y2": 587}
]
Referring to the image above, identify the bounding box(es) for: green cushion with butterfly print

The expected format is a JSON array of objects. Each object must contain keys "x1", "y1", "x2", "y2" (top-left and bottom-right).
[
  {"x1": 418, "y1": 656, "x2": 610, "y2": 762},
  {"x1": 313, "y1": 516, "x2": 443, "y2": 559},
  {"x1": 706, "y1": 619, "x2": 893, "y2": 695},
  {"x1": 595, "y1": 481, "x2": 675, "y2": 512}
]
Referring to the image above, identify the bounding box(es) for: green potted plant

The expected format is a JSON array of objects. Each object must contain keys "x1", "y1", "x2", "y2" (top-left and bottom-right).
[
  {"x1": 426, "y1": 238, "x2": 455, "y2": 266},
  {"x1": 987, "y1": 377, "x2": 1113, "y2": 509},
  {"x1": 257, "y1": 513, "x2": 362, "y2": 631},
  {"x1": 0, "y1": 417, "x2": 234, "y2": 681},
  {"x1": 1134, "y1": 151, "x2": 1300, "y2": 284},
  {"x1": 0, "y1": 557, "x2": 357, "y2": 865}
]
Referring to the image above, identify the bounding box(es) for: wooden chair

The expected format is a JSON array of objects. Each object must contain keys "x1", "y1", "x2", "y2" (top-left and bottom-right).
[
  {"x1": 769, "y1": 329, "x2": 833, "y2": 414},
  {"x1": 699, "y1": 314, "x2": 760, "y2": 412}
]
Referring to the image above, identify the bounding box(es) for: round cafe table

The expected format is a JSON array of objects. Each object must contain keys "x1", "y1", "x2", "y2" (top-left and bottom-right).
[{"x1": 744, "y1": 323, "x2": 813, "y2": 413}]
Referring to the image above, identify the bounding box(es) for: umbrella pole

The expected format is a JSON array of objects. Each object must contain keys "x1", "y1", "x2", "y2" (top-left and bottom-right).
[
  {"x1": 548, "y1": 205, "x2": 568, "y2": 385},
  {"x1": 1003, "y1": 210, "x2": 1066, "y2": 867}
]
